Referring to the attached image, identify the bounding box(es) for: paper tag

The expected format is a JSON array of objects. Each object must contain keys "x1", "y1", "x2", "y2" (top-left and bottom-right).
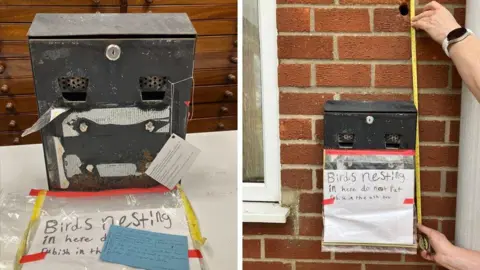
[
  {"x1": 22, "y1": 107, "x2": 69, "y2": 137},
  {"x1": 146, "y1": 134, "x2": 200, "y2": 189}
]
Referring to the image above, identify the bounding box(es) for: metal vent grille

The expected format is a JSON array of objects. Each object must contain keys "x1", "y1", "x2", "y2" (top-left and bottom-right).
[
  {"x1": 139, "y1": 76, "x2": 167, "y2": 91},
  {"x1": 58, "y1": 77, "x2": 89, "y2": 91},
  {"x1": 337, "y1": 133, "x2": 355, "y2": 149},
  {"x1": 385, "y1": 134, "x2": 402, "y2": 148},
  {"x1": 385, "y1": 134, "x2": 401, "y2": 144}
]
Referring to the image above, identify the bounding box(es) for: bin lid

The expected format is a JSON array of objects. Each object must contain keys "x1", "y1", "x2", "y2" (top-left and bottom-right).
[
  {"x1": 324, "y1": 100, "x2": 417, "y2": 113},
  {"x1": 28, "y1": 13, "x2": 196, "y2": 38}
]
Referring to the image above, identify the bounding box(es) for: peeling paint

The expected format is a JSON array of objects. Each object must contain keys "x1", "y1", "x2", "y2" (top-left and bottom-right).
[
  {"x1": 53, "y1": 137, "x2": 70, "y2": 189},
  {"x1": 64, "y1": 154, "x2": 82, "y2": 177},
  {"x1": 97, "y1": 163, "x2": 139, "y2": 177},
  {"x1": 62, "y1": 107, "x2": 170, "y2": 137}
]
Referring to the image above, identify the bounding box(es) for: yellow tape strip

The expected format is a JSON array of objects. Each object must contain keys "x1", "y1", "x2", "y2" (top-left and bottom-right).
[
  {"x1": 14, "y1": 190, "x2": 46, "y2": 270},
  {"x1": 410, "y1": 0, "x2": 423, "y2": 225},
  {"x1": 177, "y1": 184, "x2": 206, "y2": 247}
]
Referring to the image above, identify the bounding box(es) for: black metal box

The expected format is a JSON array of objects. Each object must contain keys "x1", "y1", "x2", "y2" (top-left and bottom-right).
[
  {"x1": 27, "y1": 14, "x2": 196, "y2": 191},
  {"x1": 324, "y1": 100, "x2": 417, "y2": 150}
]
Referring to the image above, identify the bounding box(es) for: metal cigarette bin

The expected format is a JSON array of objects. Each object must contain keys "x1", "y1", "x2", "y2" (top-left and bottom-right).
[{"x1": 27, "y1": 14, "x2": 196, "y2": 190}]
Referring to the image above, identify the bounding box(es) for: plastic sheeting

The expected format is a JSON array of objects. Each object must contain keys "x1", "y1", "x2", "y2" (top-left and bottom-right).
[
  {"x1": 0, "y1": 187, "x2": 204, "y2": 270},
  {"x1": 322, "y1": 149, "x2": 418, "y2": 254}
]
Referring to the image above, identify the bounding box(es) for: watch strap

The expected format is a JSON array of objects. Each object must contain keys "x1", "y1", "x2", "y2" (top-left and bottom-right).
[{"x1": 443, "y1": 28, "x2": 473, "y2": 58}]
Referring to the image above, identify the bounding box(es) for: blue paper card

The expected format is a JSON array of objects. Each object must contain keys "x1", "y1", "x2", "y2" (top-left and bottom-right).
[{"x1": 100, "y1": 225, "x2": 189, "y2": 270}]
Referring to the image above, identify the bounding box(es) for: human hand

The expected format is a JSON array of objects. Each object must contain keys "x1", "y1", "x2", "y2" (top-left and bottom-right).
[
  {"x1": 417, "y1": 223, "x2": 455, "y2": 264},
  {"x1": 411, "y1": 1, "x2": 461, "y2": 44}
]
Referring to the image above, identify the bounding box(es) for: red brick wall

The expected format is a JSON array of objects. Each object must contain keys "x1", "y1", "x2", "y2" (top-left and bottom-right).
[{"x1": 243, "y1": 0, "x2": 465, "y2": 269}]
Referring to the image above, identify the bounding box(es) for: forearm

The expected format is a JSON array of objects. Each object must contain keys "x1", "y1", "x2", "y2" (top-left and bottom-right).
[
  {"x1": 450, "y1": 35, "x2": 480, "y2": 102},
  {"x1": 437, "y1": 246, "x2": 480, "y2": 270}
]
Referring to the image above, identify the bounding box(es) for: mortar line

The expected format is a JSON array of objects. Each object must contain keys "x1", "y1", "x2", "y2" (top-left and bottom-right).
[
  {"x1": 312, "y1": 168, "x2": 317, "y2": 191},
  {"x1": 280, "y1": 115, "x2": 325, "y2": 120},
  {"x1": 311, "y1": 64, "x2": 316, "y2": 87},
  {"x1": 279, "y1": 88, "x2": 458, "y2": 94},
  {"x1": 299, "y1": 213, "x2": 323, "y2": 217},
  {"x1": 371, "y1": 64, "x2": 376, "y2": 87},
  {"x1": 279, "y1": 87, "x2": 460, "y2": 95},
  {"x1": 445, "y1": 120, "x2": 451, "y2": 143},
  {"x1": 369, "y1": 8, "x2": 374, "y2": 33},
  {"x1": 333, "y1": 35, "x2": 339, "y2": 60},
  {"x1": 310, "y1": 8, "x2": 315, "y2": 32},
  {"x1": 281, "y1": 140, "x2": 319, "y2": 144},
  {"x1": 280, "y1": 59, "x2": 450, "y2": 65},
  {"x1": 311, "y1": 118, "x2": 316, "y2": 140},
  {"x1": 440, "y1": 171, "x2": 447, "y2": 193},
  {"x1": 281, "y1": 164, "x2": 324, "y2": 170},
  {"x1": 422, "y1": 191, "x2": 456, "y2": 197},
  {"x1": 294, "y1": 199, "x2": 300, "y2": 236},
  {"x1": 279, "y1": 32, "x2": 411, "y2": 37},
  {"x1": 260, "y1": 238, "x2": 265, "y2": 259},
  {"x1": 243, "y1": 236, "x2": 268, "y2": 240}
]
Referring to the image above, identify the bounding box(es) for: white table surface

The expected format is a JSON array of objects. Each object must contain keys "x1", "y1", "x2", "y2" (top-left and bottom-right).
[{"x1": 0, "y1": 131, "x2": 238, "y2": 270}]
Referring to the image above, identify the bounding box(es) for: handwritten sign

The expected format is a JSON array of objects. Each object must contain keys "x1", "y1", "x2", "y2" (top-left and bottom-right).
[
  {"x1": 323, "y1": 154, "x2": 415, "y2": 245},
  {"x1": 23, "y1": 208, "x2": 202, "y2": 270},
  {"x1": 100, "y1": 225, "x2": 189, "y2": 270},
  {"x1": 324, "y1": 169, "x2": 412, "y2": 203}
]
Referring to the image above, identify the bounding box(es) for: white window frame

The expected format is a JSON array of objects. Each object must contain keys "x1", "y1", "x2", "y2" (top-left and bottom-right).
[{"x1": 242, "y1": 0, "x2": 289, "y2": 223}]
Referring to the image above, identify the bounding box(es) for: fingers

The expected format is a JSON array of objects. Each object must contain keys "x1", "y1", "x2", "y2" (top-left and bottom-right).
[
  {"x1": 411, "y1": 19, "x2": 430, "y2": 30},
  {"x1": 424, "y1": 1, "x2": 442, "y2": 11},
  {"x1": 420, "y1": 250, "x2": 435, "y2": 261},
  {"x1": 412, "y1": 10, "x2": 435, "y2": 22},
  {"x1": 417, "y1": 223, "x2": 436, "y2": 238}
]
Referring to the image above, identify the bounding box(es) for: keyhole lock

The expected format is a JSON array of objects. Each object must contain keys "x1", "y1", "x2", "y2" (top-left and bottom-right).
[
  {"x1": 106, "y1": 44, "x2": 121, "y2": 61},
  {"x1": 366, "y1": 116, "x2": 374, "y2": 124}
]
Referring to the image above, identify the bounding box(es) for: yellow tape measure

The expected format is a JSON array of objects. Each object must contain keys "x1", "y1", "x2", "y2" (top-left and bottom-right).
[
  {"x1": 410, "y1": 0, "x2": 431, "y2": 252},
  {"x1": 410, "y1": 0, "x2": 422, "y2": 225},
  {"x1": 177, "y1": 184, "x2": 207, "y2": 247}
]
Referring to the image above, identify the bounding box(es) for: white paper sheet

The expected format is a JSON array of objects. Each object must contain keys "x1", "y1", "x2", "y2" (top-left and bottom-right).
[
  {"x1": 23, "y1": 208, "x2": 201, "y2": 270},
  {"x1": 323, "y1": 169, "x2": 415, "y2": 245}
]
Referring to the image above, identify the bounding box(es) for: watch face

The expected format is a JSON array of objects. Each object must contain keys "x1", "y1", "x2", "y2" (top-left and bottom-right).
[{"x1": 448, "y1": 28, "x2": 468, "y2": 40}]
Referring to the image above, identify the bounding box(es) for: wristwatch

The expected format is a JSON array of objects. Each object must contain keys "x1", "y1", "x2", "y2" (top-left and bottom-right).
[{"x1": 442, "y1": 27, "x2": 474, "y2": 57}]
